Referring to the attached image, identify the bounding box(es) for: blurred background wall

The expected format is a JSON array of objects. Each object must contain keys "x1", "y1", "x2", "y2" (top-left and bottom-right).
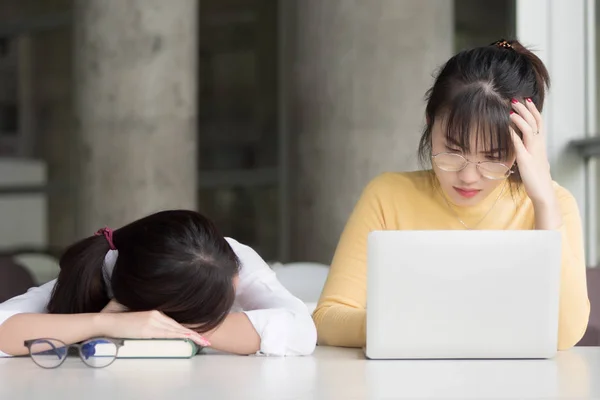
[{"x1": 0, "y1": 0, "x2": 598, "y2": 287}]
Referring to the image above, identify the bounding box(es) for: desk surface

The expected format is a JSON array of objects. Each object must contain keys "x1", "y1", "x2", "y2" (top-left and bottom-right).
[{"x1": 1, "y1": 346, "x2": 599, "y2": 399}]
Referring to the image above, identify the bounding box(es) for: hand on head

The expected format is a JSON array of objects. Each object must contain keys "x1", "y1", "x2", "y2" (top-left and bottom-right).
[
  {"x1": 419, "y1": 38, "x2": 553, "y2": 209},
  {"x1": 509, "y1": 98, "x2": 554, "y2": 206}
]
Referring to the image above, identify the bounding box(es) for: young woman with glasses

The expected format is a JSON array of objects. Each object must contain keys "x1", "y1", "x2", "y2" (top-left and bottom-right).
[{"x1": 313, "y1": 39, "x2": 590, "y2": 351}]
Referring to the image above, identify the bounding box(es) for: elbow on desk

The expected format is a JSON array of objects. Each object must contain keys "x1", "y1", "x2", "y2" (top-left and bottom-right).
[
  {"x1": 261, "y1": 311, "x2": 316, "y2": 356},
  {"x1": 312, "y1": 303, "x2": 329, "y2": 345},
  {"x1": 0, "y1": 319, "x2": 25, "y2": 357},
  {"x1": 293, "y1": 312, "x2": 317, "y2": 355},
  {"x1": 312, "y1": 303, "x2": 366, "y2": 348},
  {"x1": 557, "y1": 301, "x2": 591, "y2": 351},
  {"x1": 558, "y1": 327, "x2": 587, "y2": 351}
]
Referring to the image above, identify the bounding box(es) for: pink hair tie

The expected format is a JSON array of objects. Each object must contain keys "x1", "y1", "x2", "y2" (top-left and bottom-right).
[{"x1": 95, "y1": 227, "x2": 116, "y2": 250}]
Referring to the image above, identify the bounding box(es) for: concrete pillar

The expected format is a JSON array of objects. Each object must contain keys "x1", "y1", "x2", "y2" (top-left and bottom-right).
[
  {"x1": 285, "y1": 0, "x2": 454, "y2": 263},
  {"x1": 73, "y1": 0, "x2": 198, "y2": 235}
]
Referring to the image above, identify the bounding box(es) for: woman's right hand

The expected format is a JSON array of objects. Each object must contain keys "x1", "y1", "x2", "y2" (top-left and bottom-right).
[{"x1": 96, "y1": 310, "x2": 211, "y2": 347}]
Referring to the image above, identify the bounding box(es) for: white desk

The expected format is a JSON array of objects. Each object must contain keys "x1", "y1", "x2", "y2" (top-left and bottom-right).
[{"x1": 1, "y1": 346, "x2": 599, "y2": 399}]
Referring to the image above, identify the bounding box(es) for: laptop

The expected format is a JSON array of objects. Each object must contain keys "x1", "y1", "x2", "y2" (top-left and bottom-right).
[{"x1": 365, "y1": 230, "x2": 561, "y2": 359}]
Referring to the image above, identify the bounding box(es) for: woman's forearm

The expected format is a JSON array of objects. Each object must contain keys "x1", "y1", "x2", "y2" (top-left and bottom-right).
[
  {"x1": 204, "y1": 313, "x2": 260, "y2": 355},
  {"x1": 533, "y1": 198, "x2": 562, "y2": 230},
  {"x1": 0, "y1": 313, "x2": 106, "y2": 356}
]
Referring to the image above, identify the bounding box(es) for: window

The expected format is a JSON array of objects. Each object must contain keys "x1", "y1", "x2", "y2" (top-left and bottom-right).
[{"x1": 198, "y1": 0, "x2": 281, "y2": 261}]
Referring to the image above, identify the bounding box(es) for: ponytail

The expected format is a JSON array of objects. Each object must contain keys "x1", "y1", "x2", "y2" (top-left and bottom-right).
[
  {"x1": 47, "y1": 210, "x2": 244, "y2": 328},
  {"x1": 508, "y1": 40, "x2": 551, "y2": 110},
  {"x1": 46, "y1": 235, "x2": 112, "y2": 314}
]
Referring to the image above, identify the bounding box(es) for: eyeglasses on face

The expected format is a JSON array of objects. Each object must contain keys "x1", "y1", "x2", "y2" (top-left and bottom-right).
[
  {"x1": 23, "y1": 337, "x2": 124, "y2": 369},
  {"x1": 431, "y1": 152, "x2": 513, "y2": 180}
]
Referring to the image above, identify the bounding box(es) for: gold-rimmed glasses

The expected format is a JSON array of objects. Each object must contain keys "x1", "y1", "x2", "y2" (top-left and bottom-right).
[{"x1": 432, "y1": 152, "x2": 513, "y2": 180}]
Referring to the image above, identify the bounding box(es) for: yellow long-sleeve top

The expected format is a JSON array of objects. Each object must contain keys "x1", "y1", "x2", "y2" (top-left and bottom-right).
[{"x1": 313, "y1": 170, "x2": 590, "y2": 351}]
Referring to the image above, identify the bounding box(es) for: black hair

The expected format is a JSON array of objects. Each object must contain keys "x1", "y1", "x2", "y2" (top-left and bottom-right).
[
  {"x1": 46, "y1": 210, "x2": 240, "y2": 333},
  {"x1": 418, "y1": 39, "x2": 551, "y2": 186}
]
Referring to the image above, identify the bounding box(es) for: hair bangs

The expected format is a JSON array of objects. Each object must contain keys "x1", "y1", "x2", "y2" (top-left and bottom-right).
[{"x1": 443, "y1": 84, "x2": 514, "y2": 161}]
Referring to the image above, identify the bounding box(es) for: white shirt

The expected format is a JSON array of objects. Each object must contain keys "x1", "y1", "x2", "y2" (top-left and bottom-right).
[{"x1": 0, "y1": 237, "x2": 317, "y2": 357}]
